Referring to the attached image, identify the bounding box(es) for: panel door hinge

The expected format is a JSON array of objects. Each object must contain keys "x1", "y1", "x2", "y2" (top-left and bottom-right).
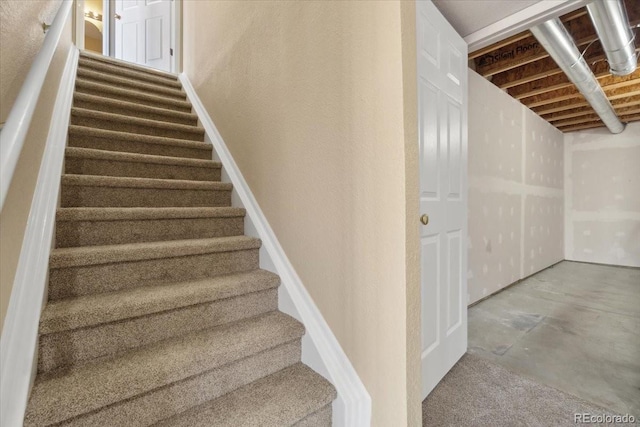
[{"x1": 170, "y1": 48, "x2": 174, "y2": 56}]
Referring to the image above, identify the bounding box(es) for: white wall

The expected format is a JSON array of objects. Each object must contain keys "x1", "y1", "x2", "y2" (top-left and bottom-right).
[
  {"x1": 564, "y1": 122, "x2": 640, "y2": 267},
  {"x1": 468, "y1": 70, "x2": 564, "y2": 305}
]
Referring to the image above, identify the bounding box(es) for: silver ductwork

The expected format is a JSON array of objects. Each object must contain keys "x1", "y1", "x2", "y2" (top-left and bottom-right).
[
  {"x1": 531, "y1": 19, "x2": 625, "y2": 134},
  {"x1": 587, "y1": 0, "x2": 637, "y2": 76}
]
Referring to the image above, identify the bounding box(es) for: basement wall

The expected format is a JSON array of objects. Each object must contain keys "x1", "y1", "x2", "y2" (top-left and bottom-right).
[
  {"x1": 564, "y1": 122, "x2": 640, "y2": 267},
  {"x1": 0, "y1": 0, "x2": 72, "y2": 332},
  {"x1": 182, "y1": 2, "x2": 421, "y2": 425},
  {"x1": 468, "y1": 70, "x2": 564, "y2": 305}
]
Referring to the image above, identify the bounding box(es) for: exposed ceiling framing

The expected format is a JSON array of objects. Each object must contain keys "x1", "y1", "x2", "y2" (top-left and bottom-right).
[{"x1": 470, "y1": 0, "x2": 640, "y2": 133}]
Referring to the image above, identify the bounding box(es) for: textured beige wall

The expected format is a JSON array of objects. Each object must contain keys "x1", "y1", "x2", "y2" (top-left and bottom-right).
[
  {"x1": 400, "y1": 2, "x2": 421, "y2": 423},
  {"x1": 468, "y1": 70, "x2": 564, "y2": 304},
  {"x1": 565, "y1": 122, "x2": 640, "y2": 267},
  {"x1": 84, "y1": 0, "x2": 103, "y2": 15},
  {"x1": 0, "y1": 0, "x2": 63, "y2": 123},
  {"x1": 0, "y1": 3, "x2": 72, "y2": 332},
  {"x1": 183, "y1": 1, "x2": 420, "y2": 424},
  {"x1": 84, "y1": 34, "x2": 101, "y2": 53}
]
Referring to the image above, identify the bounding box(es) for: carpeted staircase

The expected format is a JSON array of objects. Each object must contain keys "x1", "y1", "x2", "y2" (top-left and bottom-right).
[{"x1": 23, "y1": 51, "x2": 336, "y2": 426}]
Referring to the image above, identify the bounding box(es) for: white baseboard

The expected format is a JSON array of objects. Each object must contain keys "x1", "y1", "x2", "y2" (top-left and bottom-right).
[
  {"x1": 0, "y1": 46, "x2": 78, "y2": 427},
  {"x1": 179, "y1": 75, "x2": 371, "y2": 427}
]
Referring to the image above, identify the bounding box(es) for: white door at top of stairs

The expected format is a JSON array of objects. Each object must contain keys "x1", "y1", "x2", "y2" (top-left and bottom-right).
[
  {"x1": 114, "y1": 0, "x2": 171, "y2": 72},
  {"x1": 417, "y1": 0, "x2": 469, "y2": 399}
]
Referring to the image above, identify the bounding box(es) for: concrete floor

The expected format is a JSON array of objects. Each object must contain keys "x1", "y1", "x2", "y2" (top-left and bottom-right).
[{"x1": 468, "y1": 261, "x2": 640, "y2": 417}]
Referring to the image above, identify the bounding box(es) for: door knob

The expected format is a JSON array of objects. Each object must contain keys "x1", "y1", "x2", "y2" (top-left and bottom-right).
[
  {"x1": 114, "y1": 13, "x2": 121, "y2": 20},
  {"x1": 420, "y1": 214, "x2": 429, "y2": 225}
]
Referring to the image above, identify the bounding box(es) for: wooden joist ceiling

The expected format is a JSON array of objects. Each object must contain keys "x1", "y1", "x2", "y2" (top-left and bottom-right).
[{"x1": 470, "y1": 0, "x2": 640, "y2": 133}]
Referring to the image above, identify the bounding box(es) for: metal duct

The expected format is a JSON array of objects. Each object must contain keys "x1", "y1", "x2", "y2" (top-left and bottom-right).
[
  {"x1": 587, "y1": 0, "x2": 637, "y2": 76},
  {"x1": 531, "y1": 19, "x2": 625, "y2": 134}
]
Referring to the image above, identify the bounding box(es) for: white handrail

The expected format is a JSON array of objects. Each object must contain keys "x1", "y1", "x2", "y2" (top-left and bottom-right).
[{"x1": 0, "y1": 0, "x2": 73, "y2": 211}]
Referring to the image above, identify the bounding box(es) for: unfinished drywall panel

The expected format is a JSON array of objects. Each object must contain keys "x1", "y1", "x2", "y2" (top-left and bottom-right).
[
  {"x1": 573, "y1": 220, "x2": 640, "y2": 266},
  {"x1": 565, "y1": 122, "x2": 640, "y2": 267},
  {"x1": 572, "y1": 147, "x2": 640, "y2": 213},
  {"x1": 522, "y1": 108, "x2": 564, "y2": 276},
  {"x1": 524, "y1": 117, "x2": 564, "y2": 189},
  {"x1": 468, "y1": 69, "x2": 564, "y2": 305},
  {"x1": 468, "y1": 189, "x2": 521, "y2": 303},
  {"x1": 523, "y1": 195, "x2": 564, "y2": 275},
  {"x1": 468, "y1": 72, "x2": 522, "y2": 183}
]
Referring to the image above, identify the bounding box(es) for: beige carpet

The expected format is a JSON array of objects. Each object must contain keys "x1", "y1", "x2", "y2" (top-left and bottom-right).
[
  {"x1": 23, "y1": 50, "x2": 335, "y2": 426},
  {"x1": 423, "y1": 353, "x2": 627, "y2": 427}
]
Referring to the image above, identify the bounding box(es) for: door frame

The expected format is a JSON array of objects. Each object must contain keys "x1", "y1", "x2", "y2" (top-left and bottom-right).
[
  {"x1": 73, "y1": 0, "x2": 85, "y2": 50},
  {"x1": 74, "y1": 0, "x2": 182, "y2": 73},
  {"x1": 417, "y1": 0, "x2": 588, "y2": 399},
  {"x1": 102, "y1": 0, "x2": 109, "y2": 55},
  {"x1": 416, "y1": 0, "x2": 469, "y2": 399}
]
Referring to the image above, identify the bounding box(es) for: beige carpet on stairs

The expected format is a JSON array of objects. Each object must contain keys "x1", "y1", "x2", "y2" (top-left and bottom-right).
[{"x1": 23, "y1": 50, "x2": 335, "y2": 426}]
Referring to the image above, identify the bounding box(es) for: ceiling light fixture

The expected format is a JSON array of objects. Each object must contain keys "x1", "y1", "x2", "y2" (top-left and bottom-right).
[{"x1": 84, "y1": 11, "x2": 102, "y2": 22}]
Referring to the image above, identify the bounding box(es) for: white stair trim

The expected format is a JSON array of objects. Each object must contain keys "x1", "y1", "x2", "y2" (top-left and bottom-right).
[
  {"x1": 0, "y1": 46, "x2": 79, "y2": 427},
  {"x1": 179, "y1": 74, "x2": 371, "y2": 427}
]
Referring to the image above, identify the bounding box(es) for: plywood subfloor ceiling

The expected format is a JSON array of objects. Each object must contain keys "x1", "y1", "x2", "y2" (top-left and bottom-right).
[{"x1": 470, "y1": 0, "x2": 640, "y2": 133}]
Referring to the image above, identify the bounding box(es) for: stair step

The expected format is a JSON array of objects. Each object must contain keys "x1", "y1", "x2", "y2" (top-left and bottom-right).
[
  {"x1": 68, "y1": 126, "x2": 213, "y2": 160},
  {"x1": 75, "y1": 78, "x2": 193, "y2": 112},
  {"x1": 64, "y1": 147, "x2": 221, "y2": 181},
  {"x1": 38, "y1": 270, "x2": 280, "y2": 372},
  {"x1": 79, "y1": 50, "x2": 178, "y2": 81},
  {"x1": 77, "y1": 67, "x2": 186, "y2": 100},
  {"x1": 49, "y1": 235, "x2": 260, "y2": 268},
  {"x1": 73, "y1": 92, "x2": 198, "y2": 125},
  {"x1": 61, "y1": 342, "x2": 302, "y2": 427},
  {"x1": 157, "y1": 364, "x2": 335, "y2": 427},
  {"x1": 61, "y1": 174, "x2": 232, "y2": 208},
  {"x1": 78, "y1": 56, "x2": 183, "y2": 88},
  {"x1": 24, "y1": 312, "x2": 304, "y2": 426},
  {"x1": 21, "y1": 51, "x2": 337, "y2": 427},
  {"x1": 296, "y1": 405, "x2": 334, "y2": 426},
  {"x1": 56, "y1": 207, "x2": 244, "y2": 247},
  {"x1": 41, "y1": 269, "x2": 278, "y2": 334},
  {"x1": 71, "y1": 108, "x2": 204, "y2": 141},
  {"x1": 63, "y1": 342, "x2": 301, "y2": 427},
  {"x1": 48, "y1": 236, "x2": 261, "y2": 299}
]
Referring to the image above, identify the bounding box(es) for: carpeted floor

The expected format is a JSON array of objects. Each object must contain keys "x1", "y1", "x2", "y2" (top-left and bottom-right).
[{"x1": 422, "y1": 354, "x2": 627, "y2": 426}]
